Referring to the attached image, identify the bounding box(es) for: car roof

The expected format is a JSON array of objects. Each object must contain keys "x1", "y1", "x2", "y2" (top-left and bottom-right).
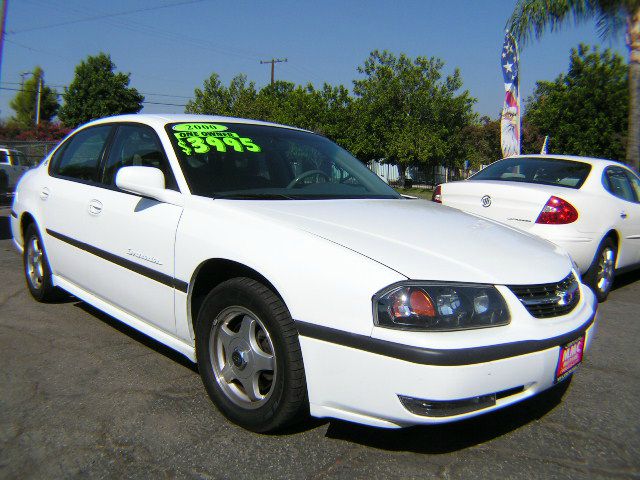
[{"x1": 79, "y1": 113, "x2": 311, "y2": 133}]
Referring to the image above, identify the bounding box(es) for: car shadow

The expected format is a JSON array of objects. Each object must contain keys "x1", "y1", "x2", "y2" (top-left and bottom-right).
[
  {"x1": 612, "y1": 268, "x2": 640, "y2": 291},
  {"x1": 73, "y1": 301, "x2": 198, "y2": 373},
  {"x1": 0, "y1": 214, "x2": 12, "y2": 240},
  {"x1": 70, "y1": 296, "x2": 571, "y2": 444},
  {"x1": 324, "y1": 381, "x2": 571, "y2": 453}
]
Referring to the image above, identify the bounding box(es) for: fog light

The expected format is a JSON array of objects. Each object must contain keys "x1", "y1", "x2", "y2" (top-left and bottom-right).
[
  {"x1": 398, "y1": 386, "x2": 525, "y2": 417},
  {"x1": 398, "y1": 393, "x2": 496, "y2": 417}
]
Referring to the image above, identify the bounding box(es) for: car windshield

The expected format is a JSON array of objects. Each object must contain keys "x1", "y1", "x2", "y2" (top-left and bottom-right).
[
  {"x1": 470, "y1": 157, "x2": 592, "y2": 189},
  {"x1": 166, "y1": 122, "x2": 400, "y2": 199}
]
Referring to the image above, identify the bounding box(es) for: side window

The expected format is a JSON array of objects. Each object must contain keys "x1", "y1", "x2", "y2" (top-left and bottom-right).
[
  {"x1": 0, "y1": 151, "x2": 8, "y2": 164},
  {"x1": 625, "y1": 170, "x2": 640, "y2": 202},
  {"x1": 603, "y1": 167, "x2": 636, "y2": 202},
  {"x1": 51, "y1": 125, "x2": 112, "y2": 182},
  {"x1": 102, "y1": 125, "x2": 178, "y2": 191}
]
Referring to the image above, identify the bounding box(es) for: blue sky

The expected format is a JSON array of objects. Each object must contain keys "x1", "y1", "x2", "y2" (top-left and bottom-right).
[{"x1": 1, "y1": 0, "x2": 628, "y2": 121}]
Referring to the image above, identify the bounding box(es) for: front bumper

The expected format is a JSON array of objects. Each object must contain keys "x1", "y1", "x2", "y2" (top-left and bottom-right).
[{"x1": 298, "y1": 312, "x2": 597, "y2": 428}]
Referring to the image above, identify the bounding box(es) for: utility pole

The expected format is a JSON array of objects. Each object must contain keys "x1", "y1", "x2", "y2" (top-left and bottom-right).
[
  {"x1": 260, "y1": 58, "x2": 287, "y2": 85},
  {"x1": 0, "y1": 0, "x2": 8, "y2": 89},
  {"x1": 20, "y1": 71, "x2": 32, "y2": 91},
  {"x1": 35, "y1": 73, "x2": 42, "y2": 127}
]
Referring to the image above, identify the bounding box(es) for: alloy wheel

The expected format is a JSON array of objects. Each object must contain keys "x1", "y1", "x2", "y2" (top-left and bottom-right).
[
  {"x1": 209, "y1": 306, "x2": 276, "y2": 409},
  {"x1": 26, "y1": 236, "x2": 44, "y2": 290},
  {"x1": 596, "y1": 247, "x2": 615, "y2": 294}
]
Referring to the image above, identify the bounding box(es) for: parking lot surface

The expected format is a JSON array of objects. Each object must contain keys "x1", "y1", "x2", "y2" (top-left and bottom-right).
[{"x1": 0, "y1": 209, "x2": 639, "y2": 479}]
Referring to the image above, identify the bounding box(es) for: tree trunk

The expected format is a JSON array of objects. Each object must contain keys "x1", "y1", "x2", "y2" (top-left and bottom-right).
[
  {"x1": 626, "y1": 9, "x2": 640, "y2": 171},
  {"x1": 398, "y1": 163, "x2": 407, "y2": 185}
]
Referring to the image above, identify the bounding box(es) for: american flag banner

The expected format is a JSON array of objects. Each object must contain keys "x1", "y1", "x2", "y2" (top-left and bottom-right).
[{"x1": 501, "y1": 32, "x2": 520, "y2": 158}]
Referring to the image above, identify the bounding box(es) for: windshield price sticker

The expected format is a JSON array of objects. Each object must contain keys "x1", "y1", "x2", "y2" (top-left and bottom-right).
[
  {"x1": 172, "y1": 123, "x2": 261, "y2": 155},
  {"x1": 172, "y1": 123, "x2": 229, "y2": 132}
]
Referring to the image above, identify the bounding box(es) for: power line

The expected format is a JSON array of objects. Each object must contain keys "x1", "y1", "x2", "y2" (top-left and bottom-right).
[
  {"x1": 0, "y1": 86, "x2": 187, "y2": 107},
  {"x1": 9, "y1": 0, "x2": 207, "y2": 34},
  {"x1": 5, "y1": 38, "x2": 76, "y2": 61},
  {"x1": 1, "y1": 81, "x2": 192, "y2": 99},
  {"x1": 142, "y1": 100, "x2": 187, "y2": 107},
  {"x1": 18, "y1": 0, "x2": 265, "y2": 62}
]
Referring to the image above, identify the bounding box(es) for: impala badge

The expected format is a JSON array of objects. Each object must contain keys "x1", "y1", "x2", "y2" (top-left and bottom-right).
[{"x1": 126, "y1": 249, "x2": 163, "y2": 266}]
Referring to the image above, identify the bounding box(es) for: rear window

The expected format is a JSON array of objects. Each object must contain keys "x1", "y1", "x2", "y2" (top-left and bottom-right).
[{"x1": 470, "y1": 157, "x2": 592, "y2": 189}]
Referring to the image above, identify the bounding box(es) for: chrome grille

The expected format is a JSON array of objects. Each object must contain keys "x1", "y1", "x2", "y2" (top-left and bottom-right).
[{"x1": 508, "y1": 273, "x2": 580, "y2": 319}]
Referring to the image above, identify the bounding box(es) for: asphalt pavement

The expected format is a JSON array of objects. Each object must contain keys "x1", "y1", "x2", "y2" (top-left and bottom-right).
[{"x1": 0, "y1": 208, "x2": 639, "y2": 479}]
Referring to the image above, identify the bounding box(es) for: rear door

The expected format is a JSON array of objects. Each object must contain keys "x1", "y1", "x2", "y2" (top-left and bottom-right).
[
  {"x1": 43, "y1": 124, "x2": 115, "y2": 285},
  {"x1": 43, "y1": 123, "x2": 183, "y2": 334},
  {"x1": 603, "y1": 166, "x2": 640, "y2": 267},
  {"x1": 626, "y1": 169, "x2": 640, "y2": 264}
]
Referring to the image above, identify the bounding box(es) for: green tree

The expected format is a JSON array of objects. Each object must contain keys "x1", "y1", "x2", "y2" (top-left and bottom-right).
[
  {"x1": 185, "y1": 73, "x2": 259, "y2": 118},
  {"x1": 313, "y1": 84, "x2": 354, "y2": 148},
  {"x1": 351, "y1": 50, "x2": 476, "y2": 181},
  {"x1": 9, "y1": 67, "x2": 59, "y2": 128},
  {"x1": 507, "y1": 0, "x2": 640, "y2": 170},
  {"x1": 463, "y1": 116, "x2": 502, "y2": 168},
  {"x1": 525, "y1": 44, "x2": 628, "y2": 159},
  {"x1": 59, "y1": 53, "x2": 144, "y2": 128},
  {"x1": 186, "y1": 74, "x2": 355, "y2": 149}
]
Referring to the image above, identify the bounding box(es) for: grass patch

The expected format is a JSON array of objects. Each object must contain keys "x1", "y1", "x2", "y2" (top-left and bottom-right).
[{"x1": 393, "y1": 187, "x2": 434, "y2": 200}]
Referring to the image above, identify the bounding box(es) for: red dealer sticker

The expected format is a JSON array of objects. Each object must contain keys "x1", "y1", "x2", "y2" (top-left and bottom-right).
[{"x1": 555, "y1": 336, "x2": 585, "y2": 383}]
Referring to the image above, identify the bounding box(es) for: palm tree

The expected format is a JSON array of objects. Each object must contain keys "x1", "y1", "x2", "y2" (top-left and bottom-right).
[{"x1": 507, "y1": 0, "x2": 640, "y2": 171}]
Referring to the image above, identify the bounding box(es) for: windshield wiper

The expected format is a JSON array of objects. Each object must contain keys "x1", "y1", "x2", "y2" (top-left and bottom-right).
[{"x1": 215, "y1": 193, "x2": 297, "y2": 200}]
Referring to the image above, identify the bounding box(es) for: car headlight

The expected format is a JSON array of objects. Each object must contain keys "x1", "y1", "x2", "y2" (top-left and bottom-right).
[{"x1": 373, "y1": 282, "x2": 510, "y2": 331}]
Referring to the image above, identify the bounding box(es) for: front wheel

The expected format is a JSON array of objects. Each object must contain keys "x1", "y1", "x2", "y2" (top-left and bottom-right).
[
  {"x1": 584, "y1": 237, "x2": 617, "y2": 302},
  {"x1": 196, "y1": 277, "x2": 308, "y2": 432}
]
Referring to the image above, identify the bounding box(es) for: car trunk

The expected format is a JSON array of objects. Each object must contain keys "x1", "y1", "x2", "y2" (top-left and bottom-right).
[{"x1": 441, "y1": 180, "x2": 562, "y2": 232}]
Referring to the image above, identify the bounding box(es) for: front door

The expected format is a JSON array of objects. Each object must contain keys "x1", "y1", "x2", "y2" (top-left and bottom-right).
[{"x1": 603, "y1": 166, "x2": 640, "y2": 268}]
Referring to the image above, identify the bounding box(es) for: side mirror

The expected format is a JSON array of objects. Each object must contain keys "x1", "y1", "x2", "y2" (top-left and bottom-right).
[{"x1": 115, "y1": 166, "x2": 184, "y2": 207}]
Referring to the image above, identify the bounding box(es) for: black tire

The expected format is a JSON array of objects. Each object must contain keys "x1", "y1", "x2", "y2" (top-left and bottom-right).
[
  {"x1": 583, "y1": 237, "x2": 617, "y2": 303},
  {"x1": 23, "y1": 223, "x2": 61, "y2": 302},
  {"x1": 195, "y1": 277, "x2": 308, "y2": 433}
]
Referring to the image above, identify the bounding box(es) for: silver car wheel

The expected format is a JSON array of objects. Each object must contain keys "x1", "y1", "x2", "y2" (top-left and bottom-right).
[
  {"x1": 596, "y1": 247, "x2": 615, "y2": 294},
  {"x1": 209, "y1": 306, "x2": 276, "y2": 409},
  {"x1": 26, "y1": 236, "x2": 44, "y2": 289}
]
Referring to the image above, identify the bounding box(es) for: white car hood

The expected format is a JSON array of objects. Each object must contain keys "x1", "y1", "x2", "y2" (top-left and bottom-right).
[{"x1": 223, "y1": 198, "x2": 572, "y2": 285}]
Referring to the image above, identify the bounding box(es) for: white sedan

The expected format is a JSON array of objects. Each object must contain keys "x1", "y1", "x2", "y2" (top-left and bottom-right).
[
  {"x1": 11, "y1": 115, "x2": 597, "y2": 432},
  {"x1": 435, "y1": 155, "x2": 640, "y2": 301}
]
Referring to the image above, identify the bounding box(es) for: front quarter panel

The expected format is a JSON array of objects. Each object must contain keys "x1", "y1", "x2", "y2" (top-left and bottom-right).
[{"x1": 174, "y1": 198, "x2": 406, "y2": 341}]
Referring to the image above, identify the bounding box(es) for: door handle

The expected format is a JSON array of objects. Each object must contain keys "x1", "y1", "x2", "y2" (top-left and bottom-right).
[
  {"x1": 621, "y1": 212, "x2": 628, "y2": 219},
  {"x1": 39, "y1": 187, "x2": 50, "y2": 201},
  {"x1": 88, "y1": 199, "x2": 103, "y2": 216}
]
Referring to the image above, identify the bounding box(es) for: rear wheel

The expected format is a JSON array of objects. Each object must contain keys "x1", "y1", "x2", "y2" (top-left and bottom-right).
[
  {"x1": 23, "y1": 224, "x2": 61, "y2": 302},
  {"x1": 584, "y1": 237, "x2": 617, "y2": 302},
  {"x1": 196, "y1": 277, "x2": 308, "y2": 432}
]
